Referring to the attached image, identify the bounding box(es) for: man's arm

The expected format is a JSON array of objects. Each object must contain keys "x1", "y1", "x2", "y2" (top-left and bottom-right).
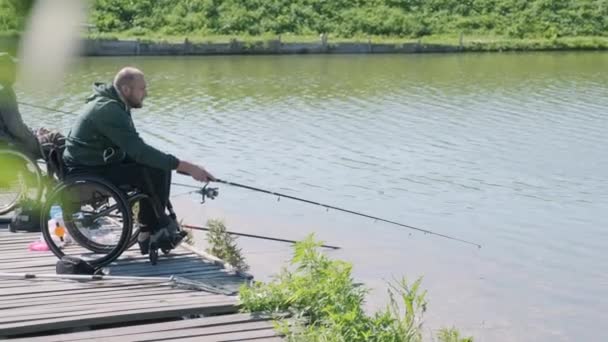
[
  {"x1": 95, "y1": 104, "x2": 178, "y2": 170},
  {"x1": 96, "y1": 103, "x2": 215, "y2": 181}
]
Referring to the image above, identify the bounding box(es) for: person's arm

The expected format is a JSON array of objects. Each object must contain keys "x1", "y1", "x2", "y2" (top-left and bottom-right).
[
  {"x1": 96, "y1": 103, "x2": 215, "y2": 182},
  {"x1": 95, "y1": 104, "x2": 178, "y2": 170},
  {"x1": 0, "y1": 91, "x2": 42, "y2": 159}
]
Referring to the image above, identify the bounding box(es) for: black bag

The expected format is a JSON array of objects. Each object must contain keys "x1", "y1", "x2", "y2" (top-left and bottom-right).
[
  {"x1": 56, "y1": 256, "x2": 100, "y2": 275},
  {"x1": 9, "y1": 199, "x2": 41, "y2": 232},
  {"x1": 37, "y1": 130, "x2": 66, "y2": 180}
]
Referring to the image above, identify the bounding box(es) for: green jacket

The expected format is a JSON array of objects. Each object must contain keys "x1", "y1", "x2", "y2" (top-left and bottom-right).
[
  {"x1": 63, "y1": 83, "x2": 179, "y2": 170},
  {"x1": 0, "y1": 83, "x2": 42, "y2": 159}
]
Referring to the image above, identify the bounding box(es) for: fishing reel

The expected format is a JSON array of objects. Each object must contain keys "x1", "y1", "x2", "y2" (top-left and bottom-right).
[{"x1": 197, "y1": 182, "x2": 219, "y2": 204}]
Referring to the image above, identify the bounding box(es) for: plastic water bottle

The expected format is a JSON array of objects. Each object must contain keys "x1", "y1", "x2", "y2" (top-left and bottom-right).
[
  {"x1": 48, "y1": 205, "x2": 71, "y2": 246},
  {"x1": 50, "y1": 205, "x2": 63, "y2": 220}
]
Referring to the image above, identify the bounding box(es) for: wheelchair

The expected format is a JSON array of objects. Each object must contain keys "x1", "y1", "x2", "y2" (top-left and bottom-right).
[
  {"x1": 0, "y1": 147, "x2": 43, "y2": 216},
  {"x1": 1, "y1": 146, "x2": 185, "y2": 267}
]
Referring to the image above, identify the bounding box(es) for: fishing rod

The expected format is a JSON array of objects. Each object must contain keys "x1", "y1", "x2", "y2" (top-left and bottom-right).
[
  {"x1": 182, "y1": 223, "x2": 341, "y2": 250},
  {"x1": 21, "y1": 103, "x2": 480, "y2": 248},
  {"x1": 172, "y1": 179, "x2": 481, "y2": 249},
  {"x1": 18, "y1": 101, "x2": 79, "y2": 116}
]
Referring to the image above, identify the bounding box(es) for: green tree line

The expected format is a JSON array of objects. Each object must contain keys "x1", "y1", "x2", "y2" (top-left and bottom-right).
[{"x1": 2, "y1": 0, "x2": 608, "y2": 39}]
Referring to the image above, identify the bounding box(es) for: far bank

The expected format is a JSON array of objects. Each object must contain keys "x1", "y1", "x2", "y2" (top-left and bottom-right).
[{"x1": 2, "y1": 33, "x2": 608, "y2": 56}]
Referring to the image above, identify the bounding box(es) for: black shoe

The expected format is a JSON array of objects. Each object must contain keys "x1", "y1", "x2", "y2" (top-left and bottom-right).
[
  {"x1": 171, "y1": 230, "x2": 188, "y2": 247},
  {"x1": 150, "y1": 220, "x2": 183, "y2": 251}
]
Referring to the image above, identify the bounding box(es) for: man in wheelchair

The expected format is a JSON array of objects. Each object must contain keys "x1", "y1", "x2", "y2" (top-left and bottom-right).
[{"x1": 62, "y1": 67, "x2": 215, "y2": 255}]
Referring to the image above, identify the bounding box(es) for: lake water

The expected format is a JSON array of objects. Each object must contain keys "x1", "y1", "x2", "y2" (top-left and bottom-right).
[{"x1": 17, "y1": 52, "x2": 608, "y2": 341}]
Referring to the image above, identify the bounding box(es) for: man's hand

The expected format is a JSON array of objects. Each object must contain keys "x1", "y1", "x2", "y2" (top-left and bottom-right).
[
  {"x1": 35, "y1": 127, "x2": 50, "y2": 136},
  {"x1": 177, "y1": 161, "x2": 216, "y2": 183},
  {"x1": 190, "y1": 165, "x2": 216, "y2": 182}
]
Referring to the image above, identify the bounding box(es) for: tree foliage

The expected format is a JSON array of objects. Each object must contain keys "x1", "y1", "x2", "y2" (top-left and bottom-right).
[
  {"x1": 2, "y1": 0, "x2": 606, "y2": 38},
  {"x1": 90, "y1": 0, "x2": 608, "y2": 38}
]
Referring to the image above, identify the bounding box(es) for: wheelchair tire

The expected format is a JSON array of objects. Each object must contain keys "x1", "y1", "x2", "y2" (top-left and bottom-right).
[
  {"x1": 0, "y1": 149, "x2": 43, "y2": 215},
  {"x1": 41, "y1": 176, "x2": 133, "y2": 268}
]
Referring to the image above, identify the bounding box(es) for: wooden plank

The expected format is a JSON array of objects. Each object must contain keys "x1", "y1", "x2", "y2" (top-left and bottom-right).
[
  {"x1": 73, "y1": 321, "x2": 276, "y2": 342},
  {"x1": 0, "y1": 281, "x2": 193, "y2": 297},
  {"x1": 0, "y1": 273, "x2": 234, "y2": 296},
  {"x1": 0, "y1": 235, "x2": 37, "y2": 241},
  {"x1": 0, "y1": 296, "x2": 235, "y2": 327},
  {"x1": 0, "y1": 283, "x2": 183, "y2": 301},
  {"x1": 0, "y1": 246, "x2": 43, "y2": 253},
  {"x1": 10, "y1": 313, "x2": 272, "y2": 342},
  {"x1": 0, "y1": 275, "x2": 221, "y2": 288},
  {"x1": 109, "y1": 261, "x2": 222, "y2": 273},
  {"x1": 0, "y1": 292, "x2": 226, "y2": 317},
  {"x1": 106, "y1": 260, "x2": 209, "y2": 270},
  {"x1": 160, "y1": 328, "x2": 280, "y2": 342},
  {"x1": 0, "y1": 260, "x2": 62, "y2": 269},
  {"x1": 0, "y1": 240, "x2": 39, "y2": 246},
  {"x1": 13, "y1": 321, "x2": 274, "y2": 342},
  {"x1": 0, "y1": 287, "x2": 204, "y2": 308},
  {"x1": 0, "y1": 255, "x2": 56, "y2": 262},
  {"x1": 111, "y1": 267, "x2": 227, "y2": 278},
  {"x1": 0, "y1": 258, "x2": 222, "y2": 271},
  {"x1": 0, "y1": 253, "x2": 57, "y2": 261},
  {"x1": 0, "y1": 237, "x2": 38, "y2": 243},
  {"x1": 0, "y1": 298, "x2": 236, "y2": 336},
  {"x1": 0, "y1": 280, "x2": 179, "y2": 297},
  {"x1": 0, "y1": 300, "x2": 237, "y2": 336},
  {"x1": 110, "y1": 256, "x2": 218, "y2": 267},
  {"x1": 0, "y1": 288, "x2": 213, "y2": 309},
  {"x1": 0, "y1": 240, "x2": 44, "y2": 246}
]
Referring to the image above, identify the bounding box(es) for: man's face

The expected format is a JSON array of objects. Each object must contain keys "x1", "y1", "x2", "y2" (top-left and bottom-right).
[{"x1": 123, "y1": 76, "x2": 147, "y2": 108}]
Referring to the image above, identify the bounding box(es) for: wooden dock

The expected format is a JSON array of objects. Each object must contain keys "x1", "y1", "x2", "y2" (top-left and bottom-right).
[
  {"x1": 0, "y1": 222, "x2": 280, "y2": 341},
  {"x1": 8, "y1": 313, "x2": 282, "y2": 342}
]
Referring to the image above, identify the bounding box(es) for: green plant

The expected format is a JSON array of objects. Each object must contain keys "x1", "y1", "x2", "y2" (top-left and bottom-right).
[
  {"x1": 0, "y1": 0, "x2": 35, "y2": 32},
  {"x1": 205, "y1": 219, "x2": 248, "y2": 271},
  {"x1": 183, "y1": 228, "x2": 195, "y2": 246},
  {"x1": 437, "y1": 327, "x2": 474, "y2": 342},
  {"x1": 239, "y1": 234, "x2": 459, "y2": 342}
]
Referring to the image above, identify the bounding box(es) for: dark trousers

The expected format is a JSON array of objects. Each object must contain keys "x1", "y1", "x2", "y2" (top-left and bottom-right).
[{"x1": 66, "y1": 163, "x2": 172, "y2": 233}]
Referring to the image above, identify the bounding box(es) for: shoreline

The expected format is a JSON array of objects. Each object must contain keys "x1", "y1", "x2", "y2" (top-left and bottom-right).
[
  {"x1": 3, "y1": 34, "x2": 608, "y2": 56},
  {"x1": 82, "y1": 37, "x2": 608, "y2": 56}
]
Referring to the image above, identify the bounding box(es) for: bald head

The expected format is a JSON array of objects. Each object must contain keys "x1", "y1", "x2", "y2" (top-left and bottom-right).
[{"x1": 113, "y1": 67, "x2": 147, "y2": 108}]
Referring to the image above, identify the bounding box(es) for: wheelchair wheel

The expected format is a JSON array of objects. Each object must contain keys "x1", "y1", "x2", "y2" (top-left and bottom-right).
[
  {"x1": 41, "y1": 176, "x2": 132, "y2": 267},
  {"x1": 0, "y1": 149, "x2": 43, "y2": 215},
  {"x1": 63, "y1": 191, "x2": 144, "y2": 254}
]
